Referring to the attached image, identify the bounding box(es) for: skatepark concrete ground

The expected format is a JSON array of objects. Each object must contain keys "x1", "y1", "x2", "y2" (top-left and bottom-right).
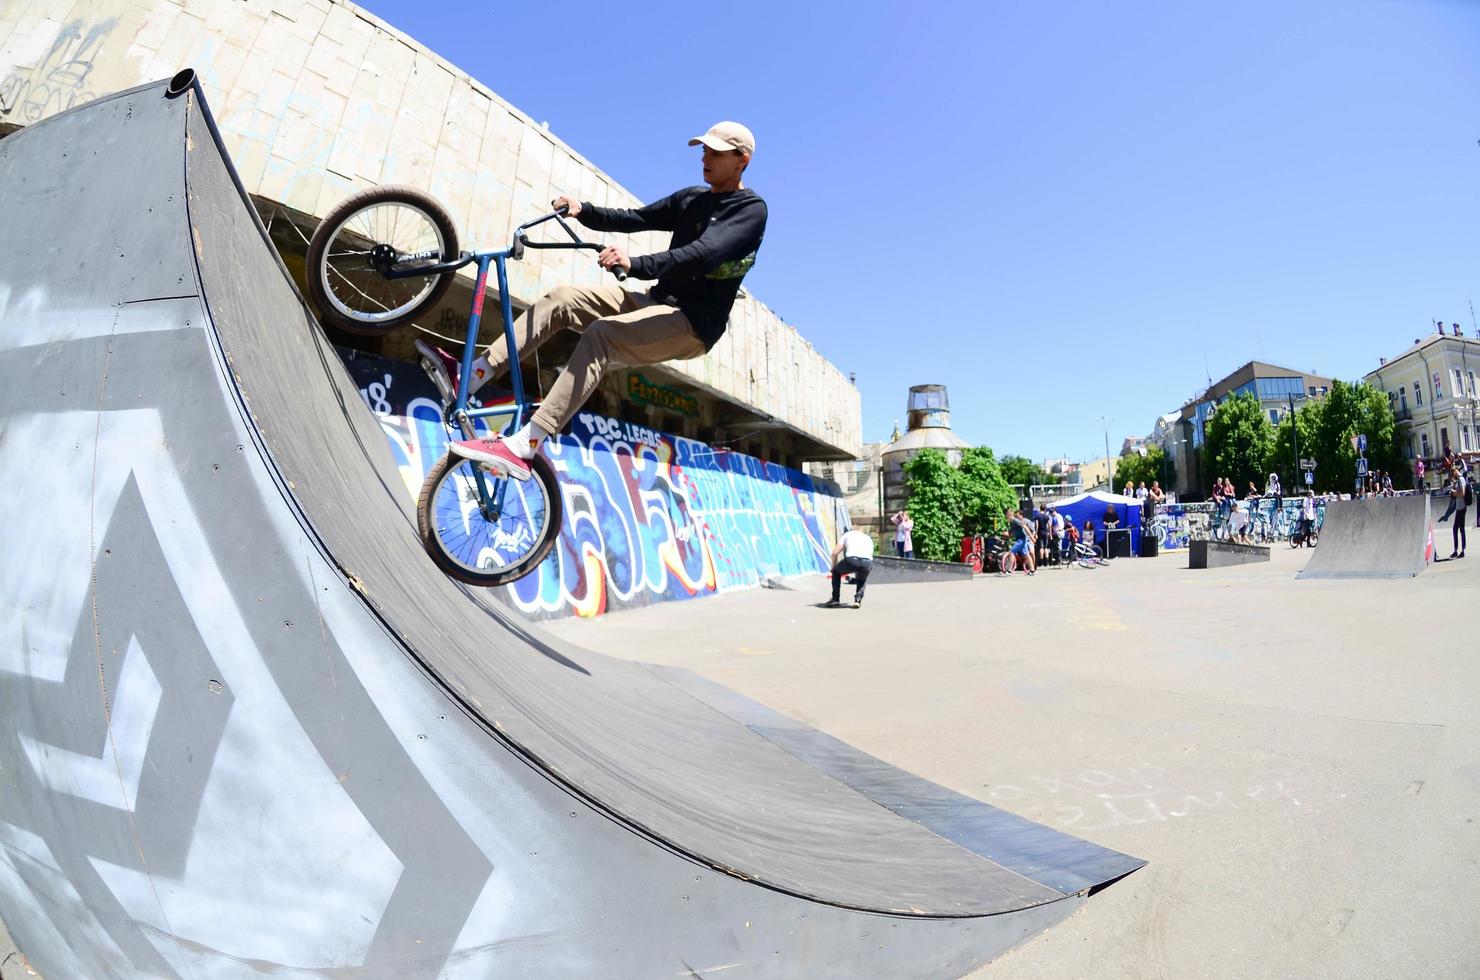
[
  {"x1": 548, "y1": 543, "x2": 1480, "y2": 979},
  {"x1": 3, "y1": 544, "x2": 1474, "y2": 979}
]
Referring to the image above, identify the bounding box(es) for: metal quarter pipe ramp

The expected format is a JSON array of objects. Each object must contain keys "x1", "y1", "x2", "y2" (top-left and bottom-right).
[
  {"x1": 0, "y1": 77, "x2": 1142, "y2": 978},
  {"x1": 1297, "y1": 495, "x2": 1434, "y2": 580}
]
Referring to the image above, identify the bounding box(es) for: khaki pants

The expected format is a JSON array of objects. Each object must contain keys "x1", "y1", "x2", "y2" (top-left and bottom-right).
[{"x1": 483, "y1": 283, "x2": 706, "y2": 434}]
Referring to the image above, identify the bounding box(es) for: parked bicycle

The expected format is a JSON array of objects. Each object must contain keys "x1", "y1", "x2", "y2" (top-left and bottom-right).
[
  {"x1": 306, "y1": 187, "x2": 624, "y2": 586},
  {"x1": 1066, "y1": 540, "x2": 1108, "y2": 568}
]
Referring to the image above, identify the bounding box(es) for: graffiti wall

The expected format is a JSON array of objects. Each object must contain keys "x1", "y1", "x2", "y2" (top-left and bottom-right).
[
  {"x1": 341, "y1": 350, "x2": 848, "y2": 619},
  {"x1": 0, "y1": 16, "x2": 116, "y2": 124},
  {"x1": 1154, "y1": 499, "x2": 1329, "y2": 550}
]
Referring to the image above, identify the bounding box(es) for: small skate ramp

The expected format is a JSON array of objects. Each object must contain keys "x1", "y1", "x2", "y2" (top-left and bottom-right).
[
  {"x1": 1297, "y1": 495, "x2": 1434, "y2": 579},
  {"x1": 0, "y1": 77, "x2": 1141, "y2": 978}
]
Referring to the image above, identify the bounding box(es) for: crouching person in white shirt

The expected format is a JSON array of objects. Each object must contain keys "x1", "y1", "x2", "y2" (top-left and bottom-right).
[{"x1": 828, "y1": 528, "x2": 875, "y2": 609}]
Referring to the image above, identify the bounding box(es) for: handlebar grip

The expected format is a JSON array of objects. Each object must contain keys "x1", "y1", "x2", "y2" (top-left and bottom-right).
[{"x1": 611, "y1": 267, "x2": 627, "y2": 282}]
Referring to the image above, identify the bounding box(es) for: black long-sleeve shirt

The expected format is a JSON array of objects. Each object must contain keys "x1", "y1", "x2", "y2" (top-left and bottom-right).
[{"x1": 577, "y1": 186, "x2": 767, "y2": 349}]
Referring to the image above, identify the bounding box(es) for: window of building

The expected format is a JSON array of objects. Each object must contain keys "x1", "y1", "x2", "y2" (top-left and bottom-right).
[
  {"x1": 1469, "y1": 371, "x2": 1478, "y2": 398},
  {"x1": 1255, "y1": 376, "x2": 1304, "y2": 400},
  {"x1": 1421, "y1": 432, "x2": 1431, "y2": 458},
  {"x1": 1406, "y1": 435, "x2": 1415, "y2": 459},
  {"x1": 1269, "y1": 409, "x2": 1279, "y2": 424},
  {"x1": 1309, "y1": 385, "x2": 1317, "y2": 397},
  {"x1": 1414, "y1": 381, "x2": 1423, "y2": 406},
  {"x1": 1464, "y1": 426, "x2": 1473, "y2": 453},
  {"x1": 1440, "y1": 426, "x2": 1449, "y2": 451},
  {"x1": 1399, "y1": 386, "x2": 1407, "y2": 411},
  {"x1": 1454, "y1": 369, "x2": 1466, "y2": 400}
]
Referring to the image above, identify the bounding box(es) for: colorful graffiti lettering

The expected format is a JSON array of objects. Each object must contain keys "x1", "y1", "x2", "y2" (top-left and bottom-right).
[{"x1": 339, "y1": 349, "x2": 847, "y2": 619}]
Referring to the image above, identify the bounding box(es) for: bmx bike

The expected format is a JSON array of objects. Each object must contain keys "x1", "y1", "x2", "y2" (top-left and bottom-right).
[
  {"x1": 1289, "y1": 517, "x2": 1320, "y2": 548},
  {"x1": 305, "y1": 186, "x2": 623, "y2": 586}
]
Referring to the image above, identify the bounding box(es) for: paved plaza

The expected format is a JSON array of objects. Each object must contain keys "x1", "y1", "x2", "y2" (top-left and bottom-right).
[{"x1": 549, "y1": 544, "x2": 1480, "y2": 979}]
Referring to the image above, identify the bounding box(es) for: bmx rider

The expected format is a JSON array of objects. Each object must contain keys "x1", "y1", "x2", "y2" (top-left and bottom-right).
[{"x1": 417, "y1": 121, "x2": 767, "y2": 480}]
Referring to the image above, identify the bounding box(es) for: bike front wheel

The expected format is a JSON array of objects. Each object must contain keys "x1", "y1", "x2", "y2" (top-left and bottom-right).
[
  {"x1": 416, "y1": 452, "x2": 563, "y2": 587},
  {"x1": 306, "y1": 186, "x2": 460, "y2": 334}
]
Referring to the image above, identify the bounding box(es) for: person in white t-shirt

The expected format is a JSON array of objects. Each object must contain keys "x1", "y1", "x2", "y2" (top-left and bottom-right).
[{"x1": 827, "y1": 528, "x2": 875, "y2": 608}]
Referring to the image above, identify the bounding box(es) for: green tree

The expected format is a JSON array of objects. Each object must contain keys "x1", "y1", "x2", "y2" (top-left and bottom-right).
[
  {"x1": 1203, "y1": 391, "x2": 1274, "y2": 495},
  {"x1": 1307, "y1": 379, "x2": 1404, "y2": 491},
  {"x1": 998, "y1": 454, "x2": 1054, "y2": 492},
  {"x1": 901, "y1": 449, "x2": 966, "y2": 561},
  {"x1": 901, "y1": 447, "x2": 1020, "y2": 561},
  {"x1": 1269, "y1": 397, "x2": 1323, "y2": 493},
  {"x1": 956, "y1": 447, "x2": 1019, "y2": 538},
  {"x1": 1113, "y1": 446, "x2": 1167, "y2": 493}
]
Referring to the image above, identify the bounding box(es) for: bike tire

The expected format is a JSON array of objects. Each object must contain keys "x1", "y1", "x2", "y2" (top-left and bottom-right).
[
  {"x1": 416, "y1": 451, "x2": 563, "y2": 587},
  {"x1": 306, "y1": 185, "x2": 460, "y2": 335}
]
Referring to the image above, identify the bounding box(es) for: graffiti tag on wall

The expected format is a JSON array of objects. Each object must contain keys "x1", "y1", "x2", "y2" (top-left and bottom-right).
[
  {"x1": 0, "y1": 18, "x2": 116, "y2": 123},
  {"x1": 340, "y1": 349, "x2": 847, "y2": 619}
]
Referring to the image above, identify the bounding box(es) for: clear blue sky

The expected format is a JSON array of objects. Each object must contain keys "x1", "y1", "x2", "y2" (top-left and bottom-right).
[{"x1": 359, "y1": 0, "x2": 1479, "y2": 462}]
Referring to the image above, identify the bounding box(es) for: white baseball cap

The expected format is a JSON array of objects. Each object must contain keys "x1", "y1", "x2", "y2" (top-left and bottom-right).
[{"x1": 688, "y1": 121, "x2": 755, "y2": 156}]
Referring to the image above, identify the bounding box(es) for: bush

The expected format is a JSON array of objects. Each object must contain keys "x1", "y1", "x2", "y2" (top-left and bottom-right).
[{"x1": 901, "y1": 447, "x2": 1018, "y2": 560}]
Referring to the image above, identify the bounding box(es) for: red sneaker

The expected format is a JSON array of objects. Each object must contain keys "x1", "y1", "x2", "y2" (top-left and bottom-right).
[
  {"x1": 414, "y1": 339, "x2": 460, "y2": 406},
  {"x1": 449, "y1": 437, "x2": 532, "y2": 481}
]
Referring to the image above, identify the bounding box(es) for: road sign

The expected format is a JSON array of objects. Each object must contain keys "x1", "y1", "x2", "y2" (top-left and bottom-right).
[
  {"x1": 1358, "y1": 434, "x2": 1367, "y2": 453},
  {"x1": 1357, "y1": 458, "x2": 1369, "y2": 476},
  {"x1": 1300, "y1": 458, "x2": 1317, "y2": 470},
  {"x1": 1305, "y1": 470, "x2": 1315, "y2": 485}
]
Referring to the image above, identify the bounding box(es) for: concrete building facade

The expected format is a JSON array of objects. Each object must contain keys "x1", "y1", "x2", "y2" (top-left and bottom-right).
[
  {"x1": 1364, "y1": 326, "x2": 1480, "y2": 474},
  {"x1": 0, "y1": 0, "x2": 860, "y2": 465},
  {"x1": 1171, "y1": 361, "x2": 1333, "y2": 498}
]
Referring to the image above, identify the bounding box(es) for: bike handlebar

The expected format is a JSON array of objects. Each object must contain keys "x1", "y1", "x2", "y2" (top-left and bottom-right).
[{"x1": 513, "y1": 207, "x2": 627, "y2": 281}]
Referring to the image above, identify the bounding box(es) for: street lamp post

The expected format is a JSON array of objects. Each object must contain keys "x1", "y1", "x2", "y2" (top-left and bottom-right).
[
  {"x1": 1289, "y1": 392, "x2": 1300, "y2": 485},
  {"x1": 1101, "y1": 416, "x2": 1112, "y2": 493}
]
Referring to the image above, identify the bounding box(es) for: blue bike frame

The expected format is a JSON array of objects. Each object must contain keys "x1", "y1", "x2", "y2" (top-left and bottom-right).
[{"x1": 385, "y1": 209, "x2": 616, "y2": 519}]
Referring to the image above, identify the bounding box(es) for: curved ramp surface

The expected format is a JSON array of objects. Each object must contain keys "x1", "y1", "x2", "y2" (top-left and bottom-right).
[
  {"x1": 0, "y1": 80, "x2": 1141, "y2": 978},
  {"x1": 1297, "y1": 495, "x2": 1434, "y2": 580}
]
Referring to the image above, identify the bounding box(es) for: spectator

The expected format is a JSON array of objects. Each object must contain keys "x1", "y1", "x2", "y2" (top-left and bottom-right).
[
  {"x1": 1050, "y1": 506, "x2": 1066, "y2": 564},
  {"x1": 1300, "y1": 489, "x2": 1317, "y2": 540},
  {"x1": 891, "y1": 510, "x2": 914, "y2": 559},
  {"x1": 1149, "y1": 481, "x2": 1166, "y2": 506},
  {"x1": 1083, "y1": 521, "x2": 1107, "y2": 559},
  {"x1": 1101, "y1": 502, "x2": 1122, "y2": 558},
  {"x1": 1438, "y1": 466, "x2": 1460, "y2": 524},
  {"x1": 1266, "y1": 471, "x2": 1282, "y2": 511},
  {"x1": 1034, "y1": 505, "x2": 1052, "y2": 566},
  {"x1": 827, "y1": 526, "x2": 875, "y2": 607},
  {"x1": 1381, "y1": 470, "x2": 1394, "y2": 496},
  {"x1": 1123, "y1": 482, "x2": 1135, "y2": 498},
  {"x1": 1416, "y1": 457, "x2": 1426, "y2": 491},
  {"x1": 1448, "y1": 468, "x2": 1468, "y2": 559}
]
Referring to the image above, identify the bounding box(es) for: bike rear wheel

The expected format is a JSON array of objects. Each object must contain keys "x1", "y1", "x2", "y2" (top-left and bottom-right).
[
  {"x1": 306, "y1": 186, "x2": 459, "y2": 334},
  {"x1": 416, "y1": 451, "x2": 563, "y2": 587}
]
